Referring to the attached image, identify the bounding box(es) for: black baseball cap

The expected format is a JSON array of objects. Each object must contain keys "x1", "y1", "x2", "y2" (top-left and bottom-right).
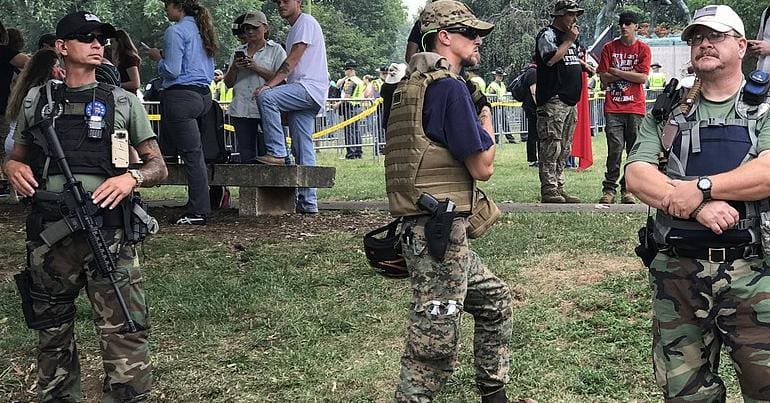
[
  {"x1": 618, "y1": 11, "x2": 639, "y2": 25},
  {"x1": 56, "y1": 11, "x2": 116, "y2": 39}
]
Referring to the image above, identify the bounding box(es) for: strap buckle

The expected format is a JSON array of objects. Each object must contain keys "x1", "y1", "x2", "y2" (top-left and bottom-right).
[{"x1": 708, "y1": 247, "x2": 726, "y2": 263}]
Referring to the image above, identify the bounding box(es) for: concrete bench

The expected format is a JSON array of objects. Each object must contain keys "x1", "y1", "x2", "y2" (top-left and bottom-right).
[{"x1": 162, "y1": 164, "x2": 336, "y2": 216}]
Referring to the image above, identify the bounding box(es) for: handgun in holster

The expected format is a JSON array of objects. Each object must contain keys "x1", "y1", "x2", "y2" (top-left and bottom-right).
[
  {"x1": 651, "y1": 78, "x2": 680, "y2": 124},
  {"x1": 417, "y1": 193, "x2": 456, "y2": 261}
]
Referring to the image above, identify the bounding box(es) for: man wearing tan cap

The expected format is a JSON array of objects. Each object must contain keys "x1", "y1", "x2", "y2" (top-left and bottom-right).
[
  {"x1": 626, "y1": 5, "x2": 770, "y2": 401},
  {"x1": 384, "y1": 1, "x2": 512, "y2": 402},
  {"x1": 534, "y1": 0, "x2": 586, "y2": 204}
]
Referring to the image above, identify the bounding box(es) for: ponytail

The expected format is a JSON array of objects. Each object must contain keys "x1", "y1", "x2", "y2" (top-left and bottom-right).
[{"x1": 193, "y1": 5, "x2": 218, "y2": 57}]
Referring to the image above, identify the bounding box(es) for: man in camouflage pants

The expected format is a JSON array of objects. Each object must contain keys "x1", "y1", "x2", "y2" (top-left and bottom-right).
[
  {"x1": 626, "y1": 5, "x2": 770, "y2": 401},
  {"x1": 534, "y1": 0, "x2": 586, "y2": 203},
  {"x1": 3, "y1": 11, "x2": 167, "y2": 402},
  {"x1": 384, "y1": 1, "x2": 512, "y2": 402}
]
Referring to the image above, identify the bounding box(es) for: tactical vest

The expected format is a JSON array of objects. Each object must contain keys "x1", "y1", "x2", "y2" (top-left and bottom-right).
[
  {"x1": 384, "y1": 53, "x2": 475, "y2": 217},
  {"x1": 654, "y1": 85, "x2": 770, "y2": 247},
  {"x1": 26, "y1": 82, "x2": 120, "y2": 180}
]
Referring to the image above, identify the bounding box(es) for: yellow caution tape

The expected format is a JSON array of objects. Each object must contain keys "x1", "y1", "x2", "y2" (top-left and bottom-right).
[{"x1": 312, "y1": 98, "x2": 383, "y2": 139}]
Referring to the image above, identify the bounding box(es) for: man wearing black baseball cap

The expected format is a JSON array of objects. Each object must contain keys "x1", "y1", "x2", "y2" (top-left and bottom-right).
[
  {"x1": 4, "y1": 10, "x2": 164, "y2": 402},
  {"x1": 596, "y1": 10, "x2": 650, "y2": 205}
]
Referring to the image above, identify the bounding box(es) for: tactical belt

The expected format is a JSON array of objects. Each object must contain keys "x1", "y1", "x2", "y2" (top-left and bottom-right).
[{"x1": 663, "y1": 244, "x2": 761, "y2": 263}]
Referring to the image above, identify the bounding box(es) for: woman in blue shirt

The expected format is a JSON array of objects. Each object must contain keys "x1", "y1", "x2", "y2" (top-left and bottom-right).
[{"x1": 147, "y1": 0, "x2": 217, "y2": 225}]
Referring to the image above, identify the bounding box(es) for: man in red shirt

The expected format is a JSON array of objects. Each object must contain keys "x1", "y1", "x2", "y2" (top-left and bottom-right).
[{"x1": 597, "y1": 11, "x2": 651, "y2": 204}]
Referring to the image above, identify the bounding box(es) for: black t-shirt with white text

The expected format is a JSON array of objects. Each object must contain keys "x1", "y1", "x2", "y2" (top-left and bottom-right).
[{"x1": 534, "y1": 25, "x2": 583, "y2": 106}]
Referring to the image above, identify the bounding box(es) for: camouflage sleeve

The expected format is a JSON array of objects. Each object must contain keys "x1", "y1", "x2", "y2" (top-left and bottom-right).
[
  {"x1": 755, "y1": 111, "x2": 770, "y2": 154},
  {"x1": 624, "y1": 112, "x2": 662, "y2": 167}
]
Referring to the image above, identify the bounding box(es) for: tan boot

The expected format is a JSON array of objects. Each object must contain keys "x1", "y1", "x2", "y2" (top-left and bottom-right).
[
  {"x1": 621, "y1": 191, "x2": 637, "y2": 204},
  {"x1": 255, "y1": 155, "x2": 286, "y2": 165},
  {"x1": 558, "y1": 188, "x2": 580, "y2": 203},
  {"x1": 541, "y1": 190, "x2": 565, "y2": 203},
  {"x1": 599, "y1": 191, "x2": 615, "y2": 204}
]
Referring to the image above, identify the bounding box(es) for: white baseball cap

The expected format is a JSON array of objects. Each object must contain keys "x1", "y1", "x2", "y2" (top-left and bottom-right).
[{"x1": 681, "y1": 5, "x2": 745, "y2": 41}]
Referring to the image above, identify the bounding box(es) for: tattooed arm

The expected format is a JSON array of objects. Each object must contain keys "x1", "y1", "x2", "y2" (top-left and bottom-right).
[
  {"x1": 91, "y1": 138, "x2": 167, "y2": 209},
  {"x1": 134, "y1": 138, "x2": 167, "y2": 186},
  {"x1": 254, "y1": 42, "x2": 308, "y2": 97}
]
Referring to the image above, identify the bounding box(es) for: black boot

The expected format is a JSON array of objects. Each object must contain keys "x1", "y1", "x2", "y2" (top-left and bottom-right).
[{"x1": 481, "y1": 388, "x2": 508, "y2": 403}]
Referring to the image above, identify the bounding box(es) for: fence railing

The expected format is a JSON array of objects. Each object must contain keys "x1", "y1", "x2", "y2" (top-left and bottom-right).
[{"x1": 143, "y1": 88, "x2": 665, "y2": 160}]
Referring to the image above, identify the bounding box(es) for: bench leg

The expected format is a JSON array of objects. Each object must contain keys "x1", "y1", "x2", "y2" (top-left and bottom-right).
[{"x1": 238, "y1": 187, "x2": 296, "y2": 216}]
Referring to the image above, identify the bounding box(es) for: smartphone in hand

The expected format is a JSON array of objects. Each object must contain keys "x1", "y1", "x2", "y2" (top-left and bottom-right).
[{"x1": 234, "y1": 50, "x2": 246, "y2": 60}]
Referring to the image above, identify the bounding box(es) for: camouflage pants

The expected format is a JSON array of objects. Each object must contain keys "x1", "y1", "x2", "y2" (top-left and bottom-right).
[
  {"x1": 649, "y1": 254, "x2": 770, "y2": 402},
  {"x1": 26, "y1": 226, "x2": 151, "y2": 402},
  {"x1": 536, "y1": 98, "x2": 576, "y2": 193},
  {"x1": 395, "y1": 216, "x2": 513, "y2": 402}
]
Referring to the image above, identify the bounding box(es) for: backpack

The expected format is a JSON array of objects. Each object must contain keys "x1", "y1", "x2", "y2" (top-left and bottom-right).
[{"x1": 510, "y1": 66, "x2": 533, "y2": 102}]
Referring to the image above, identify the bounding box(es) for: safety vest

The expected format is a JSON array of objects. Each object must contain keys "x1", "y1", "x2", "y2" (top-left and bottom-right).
[
  {"x1": 342, "y1": 75, "x2": 365, "y2": 106},
  {"x1": 487, "y1": 81, "x2": 506, "y2": 98},
  {"x1": 648, "y1": 72, "x2": 667, "y2": 89},
  {"x1": 654, "y1": 84, "x2": 770, "y2": 247},
  {"x1": 384, "y1": 52, "x2": 475, "y2": 217},
  {"x1": 470, "y1": 76, "x2": 486, "y2": 94},
  {"x1": 26, "y1": 82, "x2": 122, "y2": 179}
]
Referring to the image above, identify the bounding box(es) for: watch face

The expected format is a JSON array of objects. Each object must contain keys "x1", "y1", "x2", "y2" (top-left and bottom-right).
[{"x1": 698, "y1": 177, "x2": 711, "y2": 190}]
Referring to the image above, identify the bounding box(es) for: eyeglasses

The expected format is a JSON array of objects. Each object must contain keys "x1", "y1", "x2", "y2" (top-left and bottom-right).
[
  {"x1": 442, "y1": 26, "x2": 481, "y2": 40},
  {"x1": 620, "y1": 21, "x2": 636, "y2": 26},
  {"x1": 686, "y1": 31, "x2": 741, "y2": 46},
  {"x1": 66, "y1": 33, "x2": 110, "y2": 46}
]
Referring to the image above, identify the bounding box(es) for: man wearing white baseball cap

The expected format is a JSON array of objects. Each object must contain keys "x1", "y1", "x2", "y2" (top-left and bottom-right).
[{"x1": 626, "y1": 4, "x2": 770, "y2": 401}]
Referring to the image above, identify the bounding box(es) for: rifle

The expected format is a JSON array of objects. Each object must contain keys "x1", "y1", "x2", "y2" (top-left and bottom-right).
[{"x1": 33, "y1": 117, "x2": 137, "y2": 333}]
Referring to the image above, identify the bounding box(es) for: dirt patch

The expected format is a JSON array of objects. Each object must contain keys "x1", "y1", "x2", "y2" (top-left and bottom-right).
[{"x1": 519, "y1": 252, "x2": 642, "y2": 296}]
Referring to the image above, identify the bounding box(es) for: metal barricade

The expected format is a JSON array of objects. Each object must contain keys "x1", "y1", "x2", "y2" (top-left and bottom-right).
[{"x1": 141, "y1": 88, "x2": 667, "y2": 159}]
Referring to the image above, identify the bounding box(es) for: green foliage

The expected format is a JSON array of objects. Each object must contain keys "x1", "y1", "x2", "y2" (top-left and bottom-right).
[{"x1": 0, "y1": 0, "x2": 408, "y2": 85}]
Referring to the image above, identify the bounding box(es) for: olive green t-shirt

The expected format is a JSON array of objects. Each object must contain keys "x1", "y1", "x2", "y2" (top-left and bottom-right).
[
  {"x1": 14, "y1": 82, "x2": 156, "y2": 192},
  {"x1": 626, "y1": 91, "x2": 770, "y2": 167}
]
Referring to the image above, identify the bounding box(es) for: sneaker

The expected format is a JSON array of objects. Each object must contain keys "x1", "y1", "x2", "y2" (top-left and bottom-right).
[
  {"x1": 620, "y1": 191, "x2": 637, "y2": 204},
  {"x1": 558, "y1": 189, "x2": 580, "y2": 203},
  {"x1": 528, "y1": 161, "x2": 539, "y2": 168},
  {"x1": 541, "y1": 191, "x2": 565, "y2": 203},
  {"x1": 599, "y1": 191, "x2": 615, "y2": 204},
  {"x1": 171, "y1": 214, "x2": 207, "y2": 225},
  {"x1": 255, "y1": 155, "x2": 286, "y2": 165}
]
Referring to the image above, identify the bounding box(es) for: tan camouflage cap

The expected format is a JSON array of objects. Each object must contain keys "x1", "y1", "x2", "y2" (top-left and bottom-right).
[
  {"x1": 420, "y1": 0, "x2": 494, "y2": 36},
  {"x1": 551, "y1": 0, "x2": 584, "y2": 17}
]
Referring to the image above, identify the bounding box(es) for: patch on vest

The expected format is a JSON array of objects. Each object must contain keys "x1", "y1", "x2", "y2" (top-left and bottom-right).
[{"x1": 392, "y1": 90, "x2": 402, "y2": 106}]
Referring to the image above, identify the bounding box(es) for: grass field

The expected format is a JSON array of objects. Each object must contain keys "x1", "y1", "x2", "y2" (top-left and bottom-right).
[{"x1": 0, "y1": 134, "x2": 745, "y2": 402}]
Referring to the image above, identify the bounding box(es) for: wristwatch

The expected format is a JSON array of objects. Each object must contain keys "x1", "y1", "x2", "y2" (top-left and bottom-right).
[
  {"x1": 696, "y1": 176, "x2": 712, "y2": 200},
  {"x1": 128, "y1": 169, "x2": 144, "y2": 189}
]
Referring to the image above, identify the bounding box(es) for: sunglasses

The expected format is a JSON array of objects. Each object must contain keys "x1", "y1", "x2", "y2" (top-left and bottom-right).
[
  {"x1": 66, "y1": 33, "x2": 110, "y2": 46},
  {"x1": 620, "y1": 21, "x2": 636, "y2": 26},
  {"x1": 442, "y1": 26, "x2": 481, "y2": 40}
]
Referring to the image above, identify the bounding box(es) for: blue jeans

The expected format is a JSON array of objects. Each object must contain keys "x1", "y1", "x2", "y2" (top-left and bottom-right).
[{"x1": 257, "y1": 83, "x2": 321, "y2": 211}]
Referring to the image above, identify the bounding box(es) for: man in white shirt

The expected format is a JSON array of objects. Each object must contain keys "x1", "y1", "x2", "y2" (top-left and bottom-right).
[{"x1": 255, "y1": 0, "x2": 328, "y2": 214}]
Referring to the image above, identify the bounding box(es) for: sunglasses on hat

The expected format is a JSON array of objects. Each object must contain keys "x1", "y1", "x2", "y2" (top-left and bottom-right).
[{"x1": 65, "y1": 32, "x2": 110, "y2": 46}]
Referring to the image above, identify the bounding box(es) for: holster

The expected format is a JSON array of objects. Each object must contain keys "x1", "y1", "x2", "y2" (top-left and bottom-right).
[
  {"x1": 14, "y1": 269, "x2": 77, "y2": 330},
  {"x1": 122, "y1": 194, "x2": 159, "y2": 244},
  {"x1": 635, "y1": 215, "x2": 658, "y2": 268},
  {"x1": 424, "y1": 201, "x2": 456, "y2": 261}
]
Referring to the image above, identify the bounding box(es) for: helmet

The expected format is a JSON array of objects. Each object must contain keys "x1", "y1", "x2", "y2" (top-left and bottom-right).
[{"x1": 363, "y1": 219, "x2": 408, "y2": 279}]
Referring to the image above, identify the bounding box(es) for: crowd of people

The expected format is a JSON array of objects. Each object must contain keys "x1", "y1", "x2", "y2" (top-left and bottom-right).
[{"x1": 6, "y1": 0, "x2": 770, "y2": 402}]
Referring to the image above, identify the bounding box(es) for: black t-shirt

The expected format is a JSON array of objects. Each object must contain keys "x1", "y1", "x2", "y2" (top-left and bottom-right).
[
  {"x1": 0, "y1": 45, "x2": 20, "y2": 114},
  {"x1": 534, "y1": 25, "x2": 583, "y2": 106},
  {"x1": 407, "y1": 21, "x2": 424, "y2": 53}
]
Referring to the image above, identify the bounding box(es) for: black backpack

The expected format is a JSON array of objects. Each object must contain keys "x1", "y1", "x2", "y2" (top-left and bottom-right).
[{"x1": 510, "y1": 66, "x2": 533, "y2": 102}]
